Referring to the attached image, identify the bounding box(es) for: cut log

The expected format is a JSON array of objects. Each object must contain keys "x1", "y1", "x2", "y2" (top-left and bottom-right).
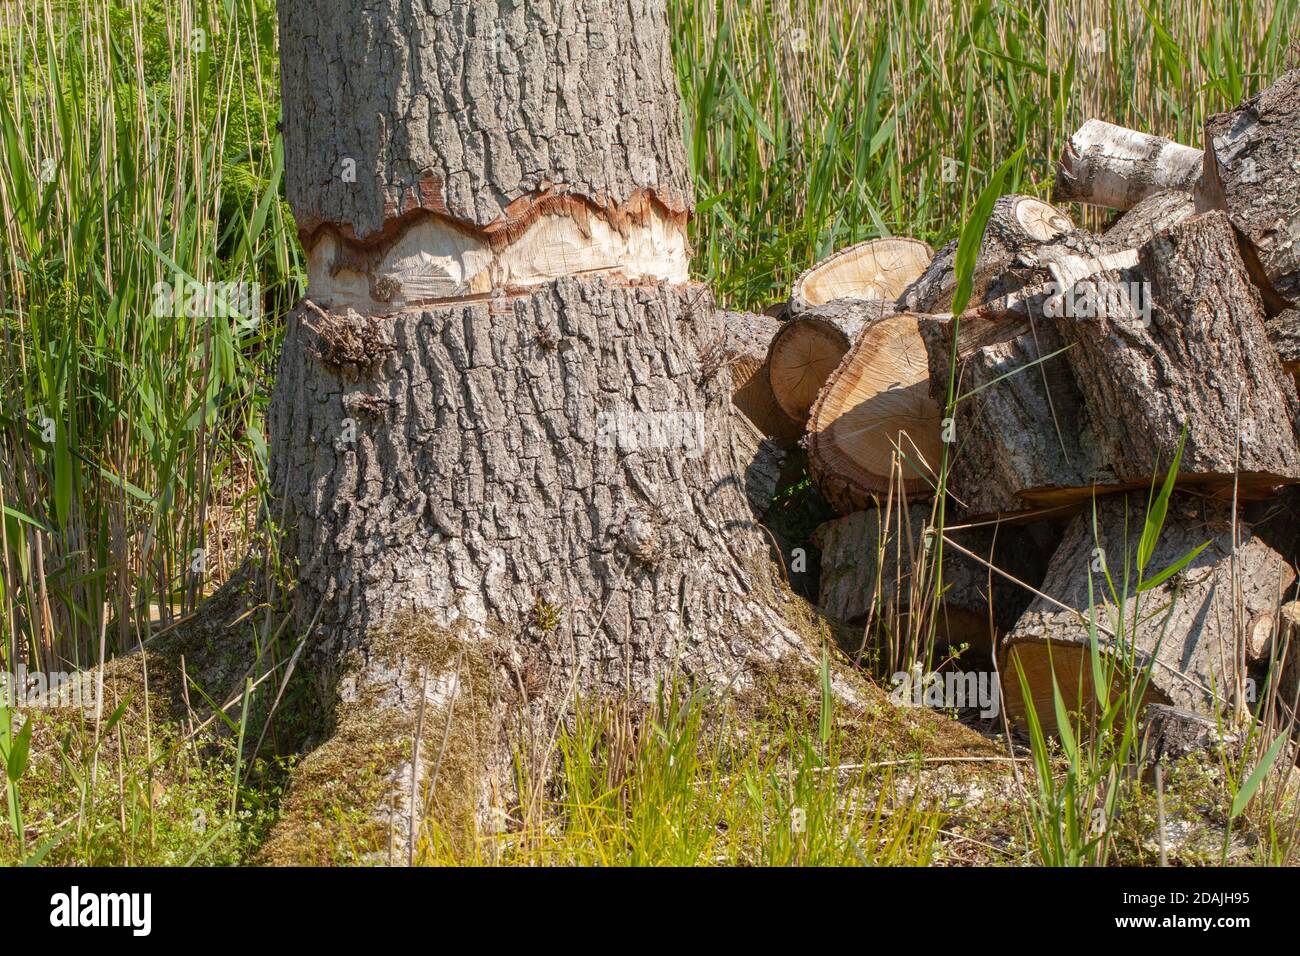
[
  {"x1": 815, "y1": 507, "x2": 1057, "y2": 663},
  {"x1": 1100, "y1": 190, "x2": 1196, "y2": 251},
  {"x1": 918, "y1": 311, "x2": 1102, "y2": 518},
  {"x1": 1052, "y1": 119, "x2": 1204, "y2": 211},
  {"x1": 1049, "y1": 211, "x2": 1300, "y2": 501},
  {"x1": 1201, "y1": 69, "x2": 1300, "y2": 307},
  {"x1": 806, "y1": 312, "x2": 944, "y2": 512},
  {"x1": 898, "y1": 196, "x2": 1075, "y2": 313},
  {"x1": 790, "y1": 237, "x2": 932, "y2": 314},
  {"x1": 931, "y1": 212, "x2": 1300, "y2": 519},
  {"x1": 1001, "y1": 493, "x2": 1294, "y2": 734},
  {"x1": 767, "y1": 298, "x2": 896, "y2": 425},
  {"x1": 720, "y1": 309, "x2": 802, "y2": 443}
]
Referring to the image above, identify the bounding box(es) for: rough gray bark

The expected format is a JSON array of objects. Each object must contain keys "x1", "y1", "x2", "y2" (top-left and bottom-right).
[
  {"x1": 1050, "y1": 211, "x2": 1300, "y2": 499},
  {"x1": 1201, "y1": 69, "x2": 1300, "y2": 308},
  {"x1": 766, "y1": 298, "x2": 897, "y2": 424},
  {"x1": 279, "y1": 0, "x2": 692, "y2": 244},
  {"x1": 265, "y1": 0, "x2": 839, "y2": 861},
  {"x1": 1001, "y1": 493, "x2": 1294, "y2": 733},
  {"x1": 1265, "y1": 309, "x2": 1300, "y2": 375},
  {"x1": 929, "y1": 212, "x2": 1300, "y2": 517},
  {"x1": 896, "y1": 196, "x2": 1075, "y2": 313},
  {"x1": 919, "y1": 311, "x2": 1102, "y2": 518}
]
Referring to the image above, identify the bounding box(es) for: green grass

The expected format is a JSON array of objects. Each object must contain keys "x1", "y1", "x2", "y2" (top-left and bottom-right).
[{"x1": 1, "y1": 0, "x2": 1298, "y2": 865}]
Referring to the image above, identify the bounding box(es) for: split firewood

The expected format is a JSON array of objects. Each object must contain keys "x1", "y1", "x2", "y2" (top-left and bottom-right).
[
  {"x1": 898, "y1": 196, "x2": 1076, "y2": 312},
  {"x1": 1201, "y1": 69, "x2": 1300, "y2": 308},
  {"x1": 927, "y1": 212, "x2": 1300, "y2": 518},
  {"x1": 1052, "y1": 119, "x2": 1205, "y2": 211},
  {"x1": 806, "y1": 311, "x2": 944, "y2": 511},
  {"x1": 1100, "y1": 190, "x2": 1196, "y2": 251},
  {"x1": 1001, "y1": 493, "x2": 1294, "y2": 734},
  {"x1": 790, "y1": 237, "x2": 932, "y2": 314},
  {"x1": 815, "y1": 506, "x2": 1057, "y2": 662},
  {"x1": 721, "y1": 309, "x2": 803, "y2": 443},
  {"x1": 766, "y1": 298, "x2": 897, "y2": 425},
  {"x1": 1049, "y1": 211, "x2": 1300, "y2": 501}
]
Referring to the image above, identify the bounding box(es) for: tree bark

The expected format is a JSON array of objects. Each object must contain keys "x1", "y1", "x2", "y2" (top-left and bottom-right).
[
  {"x1": 1050, "y1": 211, "x2": 1300, "y2": 499},
  {"x1": 1052, "y1": 119, "x2": 1204, "y2": 211},
  {"x1": 1001, "y1": 493, "x2": 1294, "y2": 734},
  {"x1": 1201, "y1": 69, "x2": 1300, "y2": 309},
  {"x1": 897, "y1": 196, "x2": 1076, "y2": 313},
  {"x1": 927, "y1": 212, "x2": 1300, "y2": 519},
  {"x1": 918, "y1": 311, "x2": 1102, "y2": 518},
  {"x1": 265, "y1": 0, "x2": 834, "y2": 861},
  {"x1": 1100, "y1": 190, "x2": 1195, "y2": 252}
]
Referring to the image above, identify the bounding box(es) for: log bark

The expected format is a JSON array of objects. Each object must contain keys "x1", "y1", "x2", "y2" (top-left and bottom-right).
[
  {"x1": 1052, "y1": 119, "x2": 1204, "y2": 211},
  {"x1": 767, "y1": 299, "x2": 897, "y2": 425},
  {"x1": 897, "y1": 196, "x2": 1076, "y2": 313},
  {"x1": 1050, "y1": 211, "x2": 1300, "y2": 500},
  {"x1": 790, "y1": 237, "x2": 932, "y2": 314},
  {"x1": 1100, "y1": 190, "x2": 1195, "y2": 252},
  {"x1": 1201, "y1": 69, "x2": 1300, "y2": 308},
  {"x1": 1002, "y1": 493, "x2": 1294, "y2": 734},
  {"x1": 266, "y1": 0, "x2": 835, "y2": 861},
  {"x1": 1265, "y1": 309, "x2": 1300, "y2": 376},
  {"x1": 919, "y1": 311, "x2": 1102, "y2": 518},
  {"x1": 720, "y1": 310, "x2": 801, "y2": 443},
  {"x1": 929, "y1": 212, "x2": 1300, "y2": 518}
]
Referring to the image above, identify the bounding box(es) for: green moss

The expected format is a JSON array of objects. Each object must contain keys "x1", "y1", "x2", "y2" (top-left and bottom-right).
[{"x1": 257, "y1": 613, "x2": 501, "y2": 865}]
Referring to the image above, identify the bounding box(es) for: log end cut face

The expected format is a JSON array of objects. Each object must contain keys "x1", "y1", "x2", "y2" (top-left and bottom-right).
[
  {"x1": 791, "y1": 237, "x2": 933, "y2": 313},
  {"x1": 808, "y1": 313, "x2": 943, "y2": 510}
]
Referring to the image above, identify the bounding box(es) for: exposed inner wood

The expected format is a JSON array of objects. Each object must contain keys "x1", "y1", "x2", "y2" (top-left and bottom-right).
[
  {"x1": 767, "y1": 299, "x2": 895, "y2": 424},
  {"x1": 807, "y1": 312, "x2": 943, "y2": 511},
  {"x1": 790, "y1": 237, "x2": 932, "y2": 313},
  {"x1": 306, "y1": 207, "x2": 690, "y2": 313}
]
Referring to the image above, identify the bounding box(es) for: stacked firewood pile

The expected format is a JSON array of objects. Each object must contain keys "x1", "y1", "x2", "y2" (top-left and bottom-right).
[{"x1": 726, "y1": 69, "x2": 1300, "y2": 740}]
